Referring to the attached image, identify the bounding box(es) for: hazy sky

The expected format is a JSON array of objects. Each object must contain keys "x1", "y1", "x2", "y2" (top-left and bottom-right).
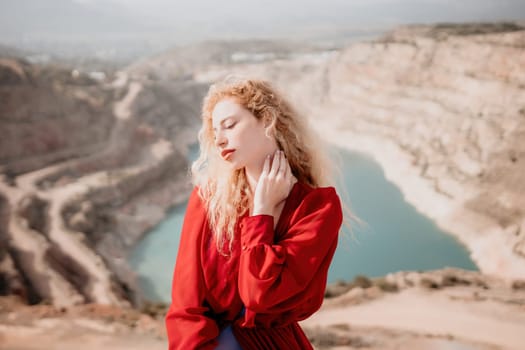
[
  {"x1": 1, "y1": 0, "x2": 523, "y2": 59},
  {"x1": 4, "y1": 0, "x2": 525, "y2": 37},
  {"x1": 105, "y1": 0, "x2": 525, "y2": 25}
]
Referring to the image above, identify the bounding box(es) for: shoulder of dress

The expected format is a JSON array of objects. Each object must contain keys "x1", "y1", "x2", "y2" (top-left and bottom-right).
[
  {"x1": 285, "y1": 184, "x2": 343, "y2": 232},
  {"x1": 297, "y1": 182, "x2": 339, "y2": 202},
  {"x1": 291, "y1": 183, "x2": 341, "y2": 215}
]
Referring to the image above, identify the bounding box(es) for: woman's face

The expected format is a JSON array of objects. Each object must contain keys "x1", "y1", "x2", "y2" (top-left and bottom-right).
[{"x1": 211, "y1": 98, "x2": 278, "y2": 170}]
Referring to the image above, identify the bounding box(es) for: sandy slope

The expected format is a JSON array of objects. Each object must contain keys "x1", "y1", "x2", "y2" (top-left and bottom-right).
[
  {"x1": 302, "y1": 287, "x2": 525, "y2": 350},
  {"x1": 0, "y1": 325, "x2": 165, "y2": 350}
]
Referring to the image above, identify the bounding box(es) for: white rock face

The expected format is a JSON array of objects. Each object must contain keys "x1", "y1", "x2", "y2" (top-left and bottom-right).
[{"x1": 195, "y1": 24, "x2": 525, "y2": 280}]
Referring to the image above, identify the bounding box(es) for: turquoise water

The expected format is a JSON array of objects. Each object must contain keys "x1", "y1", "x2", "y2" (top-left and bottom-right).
[{"x1": 128, "y1": 145, "x2": 477, "y2": 302}]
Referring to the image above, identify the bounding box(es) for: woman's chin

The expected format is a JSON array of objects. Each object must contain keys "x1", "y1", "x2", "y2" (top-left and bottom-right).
[
  {"x1": 232, "y1": 163, "x2": 244, "y2": 171},
  {"x1": 221, "y1": 159, "x2": 240, "y2": 170}
]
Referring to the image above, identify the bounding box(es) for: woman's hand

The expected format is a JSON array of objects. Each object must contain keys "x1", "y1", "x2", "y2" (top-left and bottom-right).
[{"x1": 252, "y1": 149, "x2": 297, "y2": 216}]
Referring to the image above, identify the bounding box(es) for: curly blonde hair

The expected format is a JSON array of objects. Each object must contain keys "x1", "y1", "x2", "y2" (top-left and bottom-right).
[{"x1": 191, "y1": 76, "x2": 337, "y2": 254}]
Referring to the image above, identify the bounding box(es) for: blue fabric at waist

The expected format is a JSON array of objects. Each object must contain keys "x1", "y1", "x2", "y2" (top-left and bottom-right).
[{"x1": 215, "y1": 307, "x2": 245, "y2": 350}]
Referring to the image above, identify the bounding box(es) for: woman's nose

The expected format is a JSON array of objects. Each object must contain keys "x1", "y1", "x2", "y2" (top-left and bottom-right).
[{"x1": 214, "y1": 131, "x2": 227, "y2": 148}]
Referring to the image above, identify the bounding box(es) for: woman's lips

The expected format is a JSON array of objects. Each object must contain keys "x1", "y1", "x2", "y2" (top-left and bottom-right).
[{"x1": 221, "y1": 149, "x2": 235, "y2": 160}]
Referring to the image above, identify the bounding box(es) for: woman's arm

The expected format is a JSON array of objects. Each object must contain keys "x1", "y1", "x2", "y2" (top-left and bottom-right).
[
  {"x1": 165, "y1": 187, "x2": 219, "y2": 350},
  {"x1": 237, "y1": 187, "x2": 343, "y2": 320}
]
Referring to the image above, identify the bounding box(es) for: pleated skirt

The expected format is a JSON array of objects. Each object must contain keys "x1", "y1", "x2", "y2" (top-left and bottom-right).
[{"x1": 232, "y1": 322, "x2": 313, "y2": 350}]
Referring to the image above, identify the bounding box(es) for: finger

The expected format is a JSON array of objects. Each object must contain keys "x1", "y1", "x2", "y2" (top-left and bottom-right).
[
  {"x1": 286, "y1": 160, "x2": 295, "y2": 186},
  {"x1": 262, "y1": 154, "x2": 270, "y2": 175},
  {"x1": 269, "y1": 150, "x2": 280, "y2": 177},
  {"x1": 282, "y1": 152, "x2": 290, "y2": 177},
  {"x1": 278, "y1": 151, "x2": 286, "y2": 175}
]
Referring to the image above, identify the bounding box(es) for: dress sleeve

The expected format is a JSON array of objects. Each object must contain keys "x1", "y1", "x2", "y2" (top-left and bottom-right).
[
  {"x1": 165, "y1": 186, "x2": 219, "y2": 350},
  {"x1": 237, "y1": 187, "x2": 343, "y2": 320}
]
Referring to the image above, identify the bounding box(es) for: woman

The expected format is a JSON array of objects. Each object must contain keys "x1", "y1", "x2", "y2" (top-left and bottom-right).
[{"x1": 165, "y1": 77, "x2": 344, "y2": 349}]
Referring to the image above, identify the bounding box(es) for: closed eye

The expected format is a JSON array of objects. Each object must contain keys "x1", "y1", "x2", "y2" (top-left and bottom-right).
[{"x1": 212, "y1": 123, "x2": 235, "y2": 140}]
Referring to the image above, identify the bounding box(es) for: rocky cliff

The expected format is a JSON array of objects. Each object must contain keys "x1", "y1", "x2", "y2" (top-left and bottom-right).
[
  {"x1": 0, "y1": 57, "x2": 207, "y2": 307},
  {"x1": 1, "y1": 21, "x2": 524, "y2": 350},
  {"x1": 2, "y1": 22, "x2": 524, "y2": 308},
  {"x1": 189, "y1": 22, "x2": 525, "y2": 281}
]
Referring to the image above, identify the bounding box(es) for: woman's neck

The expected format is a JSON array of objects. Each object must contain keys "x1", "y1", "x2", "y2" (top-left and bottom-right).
[{"x1": 244, "y1": 166, "x2": 260, "y2": 196}]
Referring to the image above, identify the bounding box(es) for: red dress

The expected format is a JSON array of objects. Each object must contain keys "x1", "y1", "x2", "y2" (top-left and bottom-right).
[{"x1": 165, "y1": 181, "x2": 343, "y2": 349}]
